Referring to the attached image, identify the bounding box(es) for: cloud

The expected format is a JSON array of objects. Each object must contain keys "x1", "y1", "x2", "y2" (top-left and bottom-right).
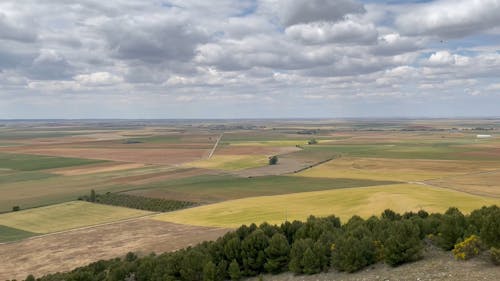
[
  {"x1": 280, "y1": 0, "x2": 365, "y2": 27},
  {"x1": 285, "y1": 20, "x2": 378, "y2": 45},
  {"x1": 0, "y1": 13, "x2": 37, "y2": 42},
  {"x1": 74, "y1": 72, "x2": 123, "y2": 86},
  {"x1": 396, "y1": 0, "x2": 500, "y2": 38},
  {"x1": 26, "y1": 49, "x2": 76, "y2": 80},
  {"x1": 101, "y1": 15, "x2": 208, "y2": 63}
]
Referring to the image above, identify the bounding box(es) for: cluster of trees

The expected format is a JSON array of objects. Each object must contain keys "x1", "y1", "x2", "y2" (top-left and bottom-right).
[
  {"x1": 19, "y1": 206, "x2": 499, "y2": 281},
  {"x1": 79, "y1": 190, "x2": 197, "y2": 212},
  {"x1": 268, "y1": 156, "x2": 278, "y2": 165}
]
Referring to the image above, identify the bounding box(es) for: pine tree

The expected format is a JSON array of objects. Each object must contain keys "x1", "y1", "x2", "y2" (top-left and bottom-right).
[
  {"x1": 302, "y1": 247, "x2": 321, "y2": 274},
  {"x1": 90, "y1": 189, "x2": 96, "y2": 202},
  {"x1": 228, "y1": 259, "x2": 241, "y2": 281},
  {"x1": 203, "y1": 261, "x2": 216, "y2": 281},
  {"x1": 264, "y1": 233, "x2": 290, "y2": 273},
  {"x1": 384, "y1": 220, "x2": 423, "y2": 266}
]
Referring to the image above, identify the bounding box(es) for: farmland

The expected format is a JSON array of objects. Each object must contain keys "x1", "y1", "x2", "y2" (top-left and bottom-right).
[
  {"x1": 0, "y1": 119, "x2": 499, "y2": 279},
  {"x1": 155, "y1": 183, "x2": 500, "y2": 227}
]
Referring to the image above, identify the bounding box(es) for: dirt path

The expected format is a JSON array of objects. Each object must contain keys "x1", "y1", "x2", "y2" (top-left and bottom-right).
[
  {"x1": 208, "y1": 133, "x2": 224, "y2": 159},
  {"x1": 0, "y1": 218, "x2": 229, "y2": 280}
]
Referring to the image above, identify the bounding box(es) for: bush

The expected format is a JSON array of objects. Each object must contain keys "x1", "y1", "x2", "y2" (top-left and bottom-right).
[
  {"x1": 12, "y1": 206, "x2": 20, "y2": 212},
  {"x1": 490, "y1": 247, "x2": 500, "y2": 266},
  {"x1": 452, "y1": 235, "x2": 482, "y2": 261},
  {"x1": 384, "y1": 221, "x2": 423, "y2": 266},
  {"x1": 268, "y1": 156, "x2": 278, "y2": 165}
]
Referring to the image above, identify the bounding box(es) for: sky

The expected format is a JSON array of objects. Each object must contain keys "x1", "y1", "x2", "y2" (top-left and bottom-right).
[{"x1": 1, "y1": 0, "x2": 500, "y2": 119}]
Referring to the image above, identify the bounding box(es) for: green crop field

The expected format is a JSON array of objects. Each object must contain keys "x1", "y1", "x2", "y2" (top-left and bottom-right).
[
  {"x1": 0, "y1": 225, "x2": 38, "y2": 243},
  {"x1": 156, "y1": 183, "x2": 500, "y2": 228},
  {"x1": 0, "y1": 153, "x2": 105, "y2": 171},
  {"x1": 0, "y1": 201, "x2": 151, "y2": 234}
]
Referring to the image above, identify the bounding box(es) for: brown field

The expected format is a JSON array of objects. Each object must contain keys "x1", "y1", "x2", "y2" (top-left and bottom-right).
[
  {"x1": 111, "y1": 167, "x2": 221, "y2": 185},
  {"x1": 49, "y1": 162, "x2": 146, "y2": 176},
  {"x1": 215, "y1": 145, "x2": 299, "y2": 156},
  {"x1": 2, "y1": 147, "x2": 209, "y2": 165},
  {"x1": 0, "y1": 218, "x2": 229, "y2": 280}
]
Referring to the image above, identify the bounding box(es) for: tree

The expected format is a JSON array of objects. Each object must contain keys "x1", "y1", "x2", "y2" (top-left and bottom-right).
[
  {"x1": 90, "y1": 189, "x2": 96, "y2": 203},
  {"x1": 268, "y1": 156, "x2": 278, "y2": 165},
  {"x1": 241, "y1": 229, "x2": 269, "y2": 275},
  {"x1": 12, "y1": 206, "x2": 20, "y2": 212},
  {"x1": 203, "y1": 261, "x2": 217, "y2": 281},
  {"x1": 438, "y1": 207, "x2": 466, "y2": 250},
  {"x1": 480, "y1": 207, "x2": 500, "y2": 248},
  {"x1": 302, "y1": 247, "x2": 321, "y2": 274},
  {"x1": 289, "y1": 238, "x2": 313, "y2": 274},
  {"x1": 228, "y1": 260, "x2": 241, "y2": 281},
  {"x1": 307, "y1": 139, "x2": 318, "y2": 145},
  {"x1": 384, "y1": 220, "x2": 423, "y2": 266},
  {"x1": 264, "y1": 233, "x2": 290, "y2": 274},
  {"x1": 331, "y1": 227, "x2": 376, "y2": 273},
  {"x1": 25, "y1": 274, "x2": 35, "y2": 281}
]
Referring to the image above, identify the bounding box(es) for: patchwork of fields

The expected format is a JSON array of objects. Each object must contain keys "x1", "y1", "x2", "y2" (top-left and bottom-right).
[{"x1": 0, "y1": 119, "x2": 499, "y2": 279}]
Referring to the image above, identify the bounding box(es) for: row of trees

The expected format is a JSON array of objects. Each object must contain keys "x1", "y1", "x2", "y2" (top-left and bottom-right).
[
  {"x1": 79, "y1": 190, "x2": 197, "y2": 212},
  {"x1": 20, "y1": 206, "x2": 499, "y2": 281}
]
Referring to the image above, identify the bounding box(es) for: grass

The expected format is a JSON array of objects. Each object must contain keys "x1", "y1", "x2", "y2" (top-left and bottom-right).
[
  {"x1": 124, "y1": 175, "x2": 399, "y2": 203},
  {"x1": 295, "y1": 157, "x2": 500, "y2": 182},
  {"x1": 0, "y1": 171, "x2": 56, "y2": 184},
  {"x1": 0, "y1": 201, "x2": 151, "y2": 234},
  {"x1": 184, "y1": 155, "x2": 269, "y2": 170},
  {"x1": 0, "y1": 153, "x2": 105, "y2": 171},
  {"x1": 155, "y1": 184, "x2": 500, "y2": 228},
  {"x1": 0, "y1": 225, "x2": 38, "y2": 243}
]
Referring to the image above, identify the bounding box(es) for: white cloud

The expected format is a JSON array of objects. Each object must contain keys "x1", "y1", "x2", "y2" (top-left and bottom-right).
[
  {"x1": 74, "y1": 72, "x2": 123, "y2": 86},
  {"x1": 396, "y1": 0, "x2": 500, "y2": 38}
]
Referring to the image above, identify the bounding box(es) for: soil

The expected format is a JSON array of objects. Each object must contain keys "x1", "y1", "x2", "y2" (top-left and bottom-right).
[{"x1": 0, "y1": 218, "x2": 229, "y2": 280}]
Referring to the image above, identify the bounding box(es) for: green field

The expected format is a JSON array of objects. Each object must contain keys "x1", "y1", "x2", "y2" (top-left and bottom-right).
[
  {"x1": 0, "y1": 225, "x2": 38, "y2": 243},
  {"x1": 0, "y1": 153, "x2": 105, "y2": 171},
  {"x1": 124, "y1": 175, "x2": 399, "y2": 203},
  {"x1": 156, "y1": 183, "x2": 500, "y2": 227},
  {"x1": 0, "y1": 201, "x2": 151, "y2": 234}
]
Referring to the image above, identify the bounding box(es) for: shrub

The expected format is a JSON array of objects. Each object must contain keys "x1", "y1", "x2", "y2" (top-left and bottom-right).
[
  {"x1": 384, "y1": 220, "x2": 423, "y2": 266},
  {"x1": 12, "y1": 206, "x2": 20, "y2": 212},
  {"x1": 268, "y1": 156, "x2": 278, "y2": 165},
  {"x1": 452, "y1": 235, "x2": 482, "y2": 261},
  {"x1": 490, "y1": 247, "x2": 500, "y2": 266}
]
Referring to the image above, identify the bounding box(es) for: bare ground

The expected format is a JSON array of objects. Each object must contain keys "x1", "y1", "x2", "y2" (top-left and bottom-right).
[
  {"x1": 248, "y1": 246, "x2": 499, "y2": 281},
  {"x1": 0, "y1": 218, "x2": 229, "y2": 280}
]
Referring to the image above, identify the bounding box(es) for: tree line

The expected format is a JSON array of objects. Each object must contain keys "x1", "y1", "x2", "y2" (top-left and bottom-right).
[
  {"x1": 79, "y1": 190, "x2": 197, "y2": 212},
  {"x1": 18, "y1": 205, "x2": 500, "y2": 281}
]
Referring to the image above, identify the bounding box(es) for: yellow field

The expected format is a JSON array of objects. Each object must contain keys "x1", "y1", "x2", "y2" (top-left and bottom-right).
[
  {"x1": 155, "y1": 184, "x2": 500, "y2": 228},
  {"x1": 0, "y1": 201, "x2": 151, "y2": 233},
  {"x1": 184, "y1": 155, "x2": 268, "y2": 170},
  {"x1": 295, "y1": 157, "x2": 500, "y2": 182},
  {"x1": 427, "y1": 170, "x2": 500, "y2": 198}
]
